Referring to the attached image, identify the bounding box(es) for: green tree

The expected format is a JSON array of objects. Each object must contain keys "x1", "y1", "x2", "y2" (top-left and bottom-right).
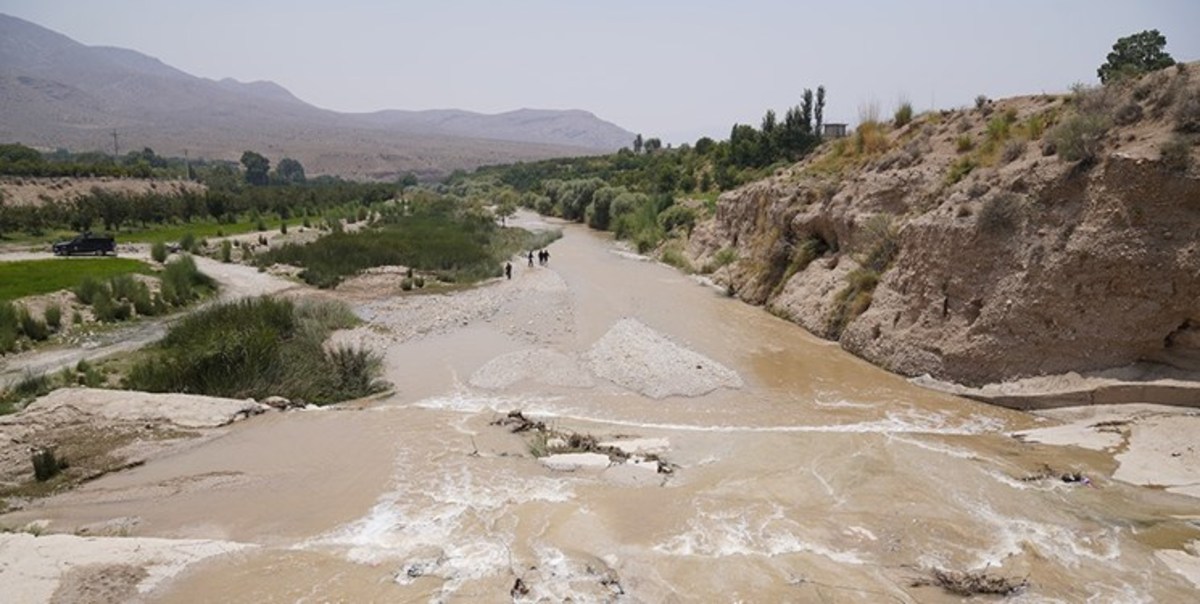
[
  {"x1": 275, "y1": 157, "x2": 306, "y2": 184},
  {"x1": 398, "y1": 173, "x2": 419, "y2": 189},
  {"x1": 1097, "y1": 30, "x2": 1175, "y2": 84},
  {"x1": 633, "y1": 133, "x2": 644, "y2": 154},
  {"x1": 495, "y1": 189, "x2": 518, "y2": 226},
  {"x1": 240, "y1": 151, "x2": 270, "y2": 186},
  {"x1": 815, "y1": 85, "x2": 826, "y2": 136},
  {"x1": 644, "y1": 138, "x2": 663, "y2": 153}
]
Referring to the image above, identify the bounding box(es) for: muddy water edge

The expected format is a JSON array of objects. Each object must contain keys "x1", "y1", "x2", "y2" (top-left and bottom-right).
[{"x1": 12, "y1": 220, "x2": 1200, "y2": 602}]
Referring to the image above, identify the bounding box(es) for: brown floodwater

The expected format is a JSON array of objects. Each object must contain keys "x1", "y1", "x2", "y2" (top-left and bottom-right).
[{"x1": 23, "y1": 220, "x2": 1200, "y2": 601}]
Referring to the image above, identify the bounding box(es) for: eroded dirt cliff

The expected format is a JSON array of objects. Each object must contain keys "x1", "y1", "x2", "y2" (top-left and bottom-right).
[{"x1": 686, "y1": 64, "x2": 1200, "y2": 386}]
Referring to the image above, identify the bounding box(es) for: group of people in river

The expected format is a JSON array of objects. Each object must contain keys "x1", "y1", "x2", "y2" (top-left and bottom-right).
[{"x1": 505, "y1": 249, "x2": 551, "y2": 280}]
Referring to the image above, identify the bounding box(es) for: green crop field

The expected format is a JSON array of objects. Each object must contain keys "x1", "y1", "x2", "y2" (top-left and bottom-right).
[{"x1": 0, "y1": 258, "x2": 154, "y2": 301}]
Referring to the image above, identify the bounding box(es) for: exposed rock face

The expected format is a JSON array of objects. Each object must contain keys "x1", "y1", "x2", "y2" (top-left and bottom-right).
[{"x1": 686, "y1": 65, "x2": 1200, "y2": 386}]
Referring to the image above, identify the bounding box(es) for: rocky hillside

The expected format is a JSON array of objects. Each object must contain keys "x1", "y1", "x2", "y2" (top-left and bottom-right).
[{"x1": 686, "y1": 64, "x2": 1200, "y2": 386}]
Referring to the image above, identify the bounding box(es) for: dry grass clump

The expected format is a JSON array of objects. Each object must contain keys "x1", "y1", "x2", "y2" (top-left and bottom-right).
[
  {"x1": 1160, "y1": 135, "x2": 1194, "y2": 173},
  {"x1": 853, "y1": 121, "x2": 890, "y2": 156},
  {"x1": 977, "y1": 193, "x2": 1023, "y2": 234}
]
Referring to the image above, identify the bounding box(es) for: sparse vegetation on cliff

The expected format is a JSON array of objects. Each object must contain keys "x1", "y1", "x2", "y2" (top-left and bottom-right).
[{"x1": 678, "y1": 55, "x2": 1200, "y2": 385}]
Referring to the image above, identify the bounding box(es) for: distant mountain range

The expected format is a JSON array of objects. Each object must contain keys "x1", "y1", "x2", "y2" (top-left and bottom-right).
[{"x1": 0, "y1": 14, "x2": 635, "y2": 180}]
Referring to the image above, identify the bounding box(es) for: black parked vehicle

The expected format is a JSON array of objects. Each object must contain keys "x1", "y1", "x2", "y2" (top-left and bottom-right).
[{"x1": 52, "y1": 232, "x2": 116, "y2": 256}]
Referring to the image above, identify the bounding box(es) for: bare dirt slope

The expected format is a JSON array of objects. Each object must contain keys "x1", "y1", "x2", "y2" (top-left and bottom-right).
[{"x1": 686, "y1": 64, "x2": 1200, "y2": 391}]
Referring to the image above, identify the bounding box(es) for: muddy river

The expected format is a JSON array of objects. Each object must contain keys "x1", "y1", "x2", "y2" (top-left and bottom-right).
[{"x1": 13, "y1": 219, "x2": 1200, "y2": 602}]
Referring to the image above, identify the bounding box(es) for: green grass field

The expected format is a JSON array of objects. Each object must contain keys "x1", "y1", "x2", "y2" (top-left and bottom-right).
[
  {"x1": 0, "y1": 258, "x2": 154, "y2": 301},
  {"x1": 119, "y1": 217, "x2": 285, "y2": 244},
  {"x1": 0, "y1": 217, "x2": 286, "y2": 249}
]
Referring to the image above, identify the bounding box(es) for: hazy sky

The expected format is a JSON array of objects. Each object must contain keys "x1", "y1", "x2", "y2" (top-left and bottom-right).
[{"x1": 2, "y1": 1, "x2": 1198, "y2": 143}]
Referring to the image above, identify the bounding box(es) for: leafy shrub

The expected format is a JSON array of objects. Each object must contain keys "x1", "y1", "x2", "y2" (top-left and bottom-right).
[
  {"x1": 1001, "y1": 140, "x2": 1027, "y2": 164},
  {"x1": 280, "y1": 222, "x2": 288, "y2": 235},
  {"x1": 124, "y1": 298, "x2": 381, "y2": 404},
  {"x1": 1048, "y1": 113, "x2": 1110, "y2": 162},
  {"x1": 256, "y1": 218, "x2": 267, "y2": 231},
  {"x1": 414, "y1": 276, "x2": 425, "y2": 288},
  {"x1": 220, "y1": 240, "x2": 232, "y2": 263},
  {"x1": 108, "y1": 274, "x2": 138, "y2": 302},
  {"x1": 160, "y1": 254, "x2": 214, "y2": 306},
  {"x1": 659, "y1": 243, "x2": 694, "y2": 273},
  {"x1": 400, "y1": 277, "x2": 414, "y2": 291},
  {"x1": 975, "y1": 95, "x2": 989, "y2": 109},
  {"x1": 179, "y1": 232, "x2": 196, "y2": 253},
  {"x1": 956, "y1": 135, "x2": 974, "y2": 153},
  {"x1": 112, "y1": 301, "x2": 132, "y2": 321},
  {"x1": 894, "y1": 102, "x2": 914, "y2": 127},
  {"x1": 18, "y1": 307, "x2": 49, "y2": 341},
  {"x1": 1114, "y1": 102, "x2": 1144, "y2": 125},
  {"x1": 131, "y1": 283, "x2": 155, "y2": 316},
  {"x1": 1160, "y1": 135, "x2": 1193, "y2": 173},
  {"x1": 657, "y1": 205, "x2": 697, "y2": 235},
  {"x1": 978, "y1": 193, "x2": 1023, "y2": 234},
  {"x1": 986, "y1": 115, "x2": 1012, "y2": 143},
  {"x1": 326, "y1": 345, "x2": 383, "y2": 398},
  {"x1": 151, "y1": 241, "x2": 168, "y2": 263},
  {"x1": 711, "y1": 247, "x2": 738, "y2": 271},
  {"x1": 828, "y1": 268, "x2": 880, "y2": 338},
  {"x1": 1, "y1": 302, "x2": 21, "y2": 353},
  {"x1": 858, "y1": 216, "x2": 900, "y2": 272},
  {"x1": 1177, "y1": 95, "x2": 1200, "y2": 133},
  {"x1": 1025, "y1": 114, "x2": 1047, "y2": 139},
  {"x1": 92, "y1": 290, "x2": 117, "y2": 322},
  {"x1": 43, "y1": 304, "x2": 62, "y2": 330},
  {"x1": 74, "y1": 277, "x2": 105, "y2": 305}
]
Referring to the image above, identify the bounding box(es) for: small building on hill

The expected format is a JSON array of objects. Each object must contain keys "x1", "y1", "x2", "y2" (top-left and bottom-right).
[{"x1": 823, "y1": 123, "x2": 848, "y2": 139}]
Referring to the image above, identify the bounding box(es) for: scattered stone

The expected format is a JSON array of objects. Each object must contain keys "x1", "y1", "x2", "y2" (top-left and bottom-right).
[
  {"x1": 511, "y1": 577, "x2": 530, "y2": 597},
  {"x1": 540, "y1": 452, "x2": 612, "y2": 471},
  {"x1": 260, "y1": 396, "x2": 295, "y2": 410}
]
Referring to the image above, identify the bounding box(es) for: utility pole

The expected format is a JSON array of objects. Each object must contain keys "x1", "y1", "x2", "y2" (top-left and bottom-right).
[{"x1": 110, "y1": 130, "x2": 119, "y2": 159}]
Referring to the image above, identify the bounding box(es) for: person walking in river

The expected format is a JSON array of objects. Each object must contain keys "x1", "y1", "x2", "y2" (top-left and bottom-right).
[{"x1": 505, "y1": 262, "x2": 512, "y2": 280}]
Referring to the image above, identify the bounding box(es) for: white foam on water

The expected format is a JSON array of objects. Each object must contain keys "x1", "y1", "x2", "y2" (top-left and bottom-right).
[
  {"x1": 812, "y1": 397, "x2": 878, "y2": 410},
  {"x1": 845, "y1": 526, "x2": 878, "y2": 542},
  {"x1": 301, "y1": 458, "x2": 575, "y2": 600},
  {"x1": 406, "y1": 392, "x2": 1005, "y2": 437},
  {"x1": 653, "y1": 502, "x2": 865, "y2": 565},
  {"x1": 513, "y1": 545, "x2": 624, "y2": 602},
  {"x1": 969, "y1": 502, "x2": 1122, "y2": 570},
  {"x1": 885, "y1": 433, "x2": 980, "y2": 459}
]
